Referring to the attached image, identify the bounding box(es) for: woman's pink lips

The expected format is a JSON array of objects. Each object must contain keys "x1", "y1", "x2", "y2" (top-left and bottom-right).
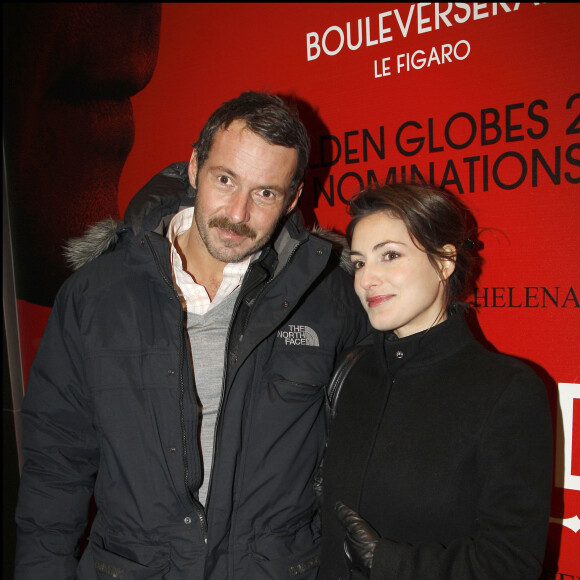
[{"x1": 367, "y1": 294, "x2": 395, "y2": 307}]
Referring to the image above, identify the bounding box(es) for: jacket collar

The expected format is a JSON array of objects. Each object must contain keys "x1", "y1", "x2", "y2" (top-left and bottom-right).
[{"x1": 378, "y1": 304, "x2": 474, "y2": 374}]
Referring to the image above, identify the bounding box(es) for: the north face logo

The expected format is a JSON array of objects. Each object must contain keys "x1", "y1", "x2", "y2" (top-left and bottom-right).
[{"x1": 277, "y1": 325, "x2": 320, "y2": 346}]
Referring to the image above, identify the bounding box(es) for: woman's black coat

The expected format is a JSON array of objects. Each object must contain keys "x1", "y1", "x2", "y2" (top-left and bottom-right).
[{"x1": 319, "y1": 309, "x2": 553, "y2": 579}]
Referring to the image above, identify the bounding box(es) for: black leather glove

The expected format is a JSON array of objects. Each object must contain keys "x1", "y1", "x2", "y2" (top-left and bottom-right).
[{"x1": 335, "y1": 501, "x2": 379, "y2": 578}]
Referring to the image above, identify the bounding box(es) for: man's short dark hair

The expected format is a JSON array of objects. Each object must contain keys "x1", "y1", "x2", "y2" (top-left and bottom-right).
[{"x1": 193, "y1": 91, "x2": 310, "y2": 195}]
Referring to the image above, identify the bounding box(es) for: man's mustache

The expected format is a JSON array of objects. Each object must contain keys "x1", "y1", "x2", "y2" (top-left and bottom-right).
[{"x1": 208, "y1": 216, "x2": 257, "y2": 239}]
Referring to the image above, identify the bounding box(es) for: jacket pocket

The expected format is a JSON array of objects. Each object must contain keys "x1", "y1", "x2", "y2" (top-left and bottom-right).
[
  {"x1": 76, "y1": 536, "x2": 171, "y2": 579},
  {"x1": 272, "y1": 378, "x2": 324, "y2": 403},
  {"x1": 249, "y1": 514, "x2": 321, "y2": 578}
]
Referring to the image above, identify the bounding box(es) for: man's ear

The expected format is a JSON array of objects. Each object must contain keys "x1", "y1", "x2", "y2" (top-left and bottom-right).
[
  {"x1": 285, "y1": 183, "x2": 303, "y2": 215},
  {"x1": 188, "y1": 149, "x2": 198, "y2": 188},
  {"x1": 438, "y1": 244, "x2": 457, "y2": 281}
]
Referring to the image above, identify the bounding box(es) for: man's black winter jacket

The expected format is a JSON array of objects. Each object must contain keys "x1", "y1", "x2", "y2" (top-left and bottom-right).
[{"x1": 15, "y1": 162, "x2": 371, "y2": 579}]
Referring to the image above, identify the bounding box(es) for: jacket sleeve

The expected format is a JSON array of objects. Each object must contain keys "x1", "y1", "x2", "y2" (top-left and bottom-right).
[
  {"x1": 370, "y1": 366, "x2": 553, "y2": 580},
  {"x1": 333, "y1": 269, "x2": 375, "y2": 352},
  {"x1": 15, "y1": 285, "x2": 99, "y2": 579}
]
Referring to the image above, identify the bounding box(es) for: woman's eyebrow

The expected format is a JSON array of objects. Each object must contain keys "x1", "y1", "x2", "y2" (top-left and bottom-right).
[{"x1": 350, "y1": 239, "x2": 407, "y2": 257}]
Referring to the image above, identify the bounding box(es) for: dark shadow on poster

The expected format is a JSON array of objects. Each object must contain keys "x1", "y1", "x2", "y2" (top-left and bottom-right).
[{"x1": 3, "y1": 3, "x2": 161, "y2": 306}]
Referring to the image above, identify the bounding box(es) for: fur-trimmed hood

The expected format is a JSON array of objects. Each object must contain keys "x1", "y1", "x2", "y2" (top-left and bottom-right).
[
  {"x1": 63, "y1": 217, "x2": 125, "y2": 272},
  {"x1": 63, "y1": 214, "x2": 354, "y2": 275}
]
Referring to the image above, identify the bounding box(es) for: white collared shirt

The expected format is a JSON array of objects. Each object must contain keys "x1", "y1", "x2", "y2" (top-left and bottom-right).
[{"x1": 166, "y1": 206, "x2": 252, "y2": 314}]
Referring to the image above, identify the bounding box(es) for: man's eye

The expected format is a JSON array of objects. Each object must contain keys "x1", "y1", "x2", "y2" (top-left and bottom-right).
[
  {"x1": 218, "y1": 175, "x2": 231, "y2": 185},
  {"x1": 254, "y1": 189, "x2": 277, "y2": 203}
]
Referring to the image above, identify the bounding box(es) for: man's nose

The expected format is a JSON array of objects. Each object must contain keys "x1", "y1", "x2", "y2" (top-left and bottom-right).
[{"x1": 225, "y1": 191, "x2": 251, "y2": 223}]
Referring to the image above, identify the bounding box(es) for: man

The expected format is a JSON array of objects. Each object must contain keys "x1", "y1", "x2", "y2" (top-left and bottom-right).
[{"x1": 15, "y1": 91, "x2": 371, "y2": 578}]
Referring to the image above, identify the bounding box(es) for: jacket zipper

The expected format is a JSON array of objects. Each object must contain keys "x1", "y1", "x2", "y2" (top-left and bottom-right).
[
  {"x1": 144, "y1": 234, "x2": 208, "y2": 539},
  {"x1": 203, "y1": 261, "x2": 260, "y2": 511},
  {"x1": 204, "y1": 239, "x2": 305, "y2": 512}
]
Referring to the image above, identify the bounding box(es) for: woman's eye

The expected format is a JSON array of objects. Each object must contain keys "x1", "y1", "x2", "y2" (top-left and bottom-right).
[
  {"x1": 383, "y1": 251, "x2": 399, "y2": 261},
  {"x1": 351, "y1": 260, "x2": 364, "y2": 270}
]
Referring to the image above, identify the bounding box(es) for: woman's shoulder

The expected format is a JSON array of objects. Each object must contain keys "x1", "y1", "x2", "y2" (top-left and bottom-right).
[{"x1": 457, "y1": 340, "x2": 548, "y2": 414}]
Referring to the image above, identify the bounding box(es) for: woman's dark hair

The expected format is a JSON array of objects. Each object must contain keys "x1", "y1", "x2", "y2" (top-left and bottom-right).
[
  {"x1": 346, "y1": 182, "x2": 481, "y2": 307},
  {"x1": 193, "y1": 91, "x2": 310, "y2": 196}
]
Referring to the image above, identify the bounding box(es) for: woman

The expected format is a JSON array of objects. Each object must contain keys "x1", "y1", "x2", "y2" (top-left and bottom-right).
[{"x1": 319, "y1": 183, "x2": 553, "y2": 579}]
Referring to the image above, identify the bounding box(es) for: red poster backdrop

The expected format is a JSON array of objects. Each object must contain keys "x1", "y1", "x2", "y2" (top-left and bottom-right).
[
  {"x1": 5, "y1": 2, "x2": 579, "y2": 576},
  {"x1": 119, "y1": 5, "x2": 579, "y2": 574}
]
